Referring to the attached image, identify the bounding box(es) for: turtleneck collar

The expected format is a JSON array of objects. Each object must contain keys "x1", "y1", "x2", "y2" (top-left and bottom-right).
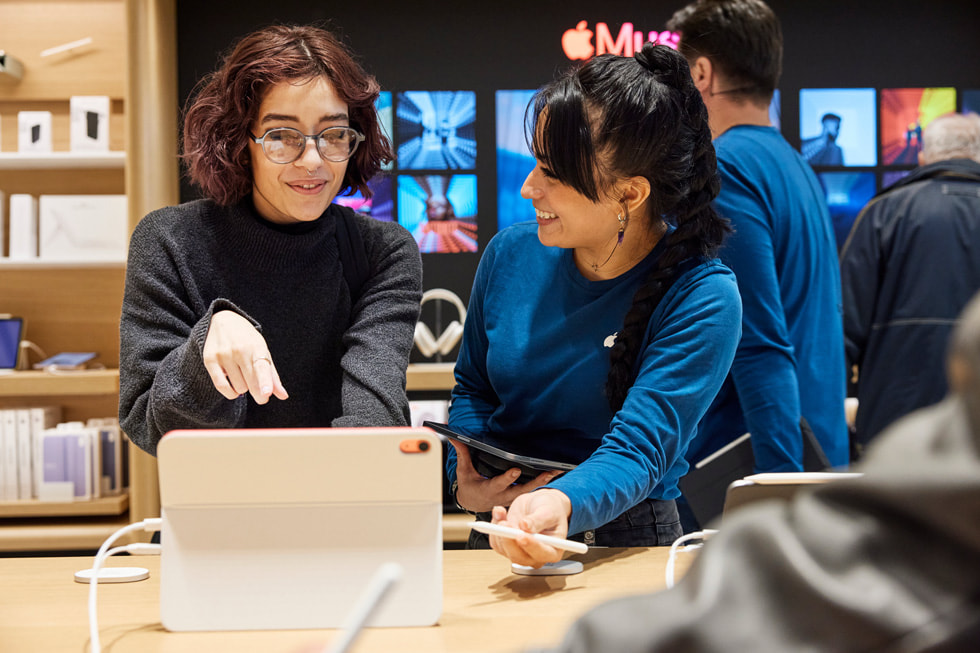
[
  {"x1": 206, "y1": 196, "x2": 340, "y2": 272},
  {"x1": 243, "y1": 198, "x2": 322, "y2": 235}
]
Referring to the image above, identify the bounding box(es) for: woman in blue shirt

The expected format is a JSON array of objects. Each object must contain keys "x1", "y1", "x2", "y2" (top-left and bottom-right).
[{"x1": 448, "y1": 43, "x2": 742, "y2": 568}]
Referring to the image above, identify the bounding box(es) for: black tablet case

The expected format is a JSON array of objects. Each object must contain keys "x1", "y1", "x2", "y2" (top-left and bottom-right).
[{"x1": 680, "y1": 418, "x2": 830, "y2": 527}]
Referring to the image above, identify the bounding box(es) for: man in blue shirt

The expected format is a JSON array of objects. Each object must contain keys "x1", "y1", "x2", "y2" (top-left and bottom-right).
[{"x1": 667, "y1": 0, "x2": 848, "y2": 510}]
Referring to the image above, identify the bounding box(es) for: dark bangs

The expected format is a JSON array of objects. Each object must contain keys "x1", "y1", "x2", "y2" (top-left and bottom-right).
[{"x1": 526, "y1": 79, "x2": 603, "y2": 202}]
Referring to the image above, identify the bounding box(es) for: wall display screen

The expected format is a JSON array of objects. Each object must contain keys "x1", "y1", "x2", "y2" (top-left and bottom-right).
[
  {"x1": 377, "y1": 91, "x2": 394, "y2": 172},
  {"x1": 398, "y1": 174, "x2": 478, "y2": 253},
  {"x1": 818, "y1": 171, "x2": 876, "y2": 249},
  {"x1": 769, "y1": 90, "x2": 781, "y2": 132},
  {"x1": 799, "y1": 88, "x2": 877, "y2": 167},
  {"x1": 880, "y1": 87, "x2": 957, "y2": 165},
  {"x1": 963, "y1": 89, "x2": 980, "y2": 115},
  {"x1": 396, "y1": 91, "x2": 476, "y2": 170},
  {"x1": 333, "y1": 176, "x2": 395, "y2": 221},
  {"x1": 881, "y1": 169, "x2": 911, "y2": 190},
  {"x1": 496, "y1": 90, "x2": 537, "y2": 233}
]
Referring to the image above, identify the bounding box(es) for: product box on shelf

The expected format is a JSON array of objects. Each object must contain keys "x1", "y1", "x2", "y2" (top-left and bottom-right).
[
  {"x1": 38, "y1": 194, "x2": 127, "y2": 261},
  {"x1": 8, "y1": 193, "x2": 38, "y2": 259},
  {"x1": 17, "y1": 111, "x2": 52, "y2": 153},
  {"x1": 35, "y1": 417, "x2": 123, "y2": 502},
  {"x1": 69, "y1": 96, "x2": 110, "y2": 152}
]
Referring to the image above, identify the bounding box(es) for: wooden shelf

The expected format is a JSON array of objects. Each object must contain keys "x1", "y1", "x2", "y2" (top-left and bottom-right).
[
  {"x1": 0, "y1": 151, "x2": 125, "y2": 169},
  {"x1": 406, "y1": 362, "x2": 456, "y2": 391},
  {"x1": 0, "y1": 259, "x2": 125, "y2": 270},
  {"x1": 0, "y1": 369, "x2": 119, "y2": 397},
  {"x1": 0, "y1": 367, "x2": 451, "y2": 397},
  {"x1": 0, "y1": 492, "x2": 128, "y2": 518},
  {"x1": 0, "y1": 514, "x2": 132, "y2": 552}
]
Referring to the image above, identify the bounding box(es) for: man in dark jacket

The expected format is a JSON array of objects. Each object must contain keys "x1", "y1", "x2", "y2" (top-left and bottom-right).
[
  {"x1": 532, "y1": 288, "x2": 980, "y2": 652},
  {"x1": 840, "y1": 111, "x2": 980, "y2": 453}
]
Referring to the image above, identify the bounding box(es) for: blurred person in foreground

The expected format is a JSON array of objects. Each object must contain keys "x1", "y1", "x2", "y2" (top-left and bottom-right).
[{"x1": 533, "y1": 288, "x2": 980, "y2": 652}]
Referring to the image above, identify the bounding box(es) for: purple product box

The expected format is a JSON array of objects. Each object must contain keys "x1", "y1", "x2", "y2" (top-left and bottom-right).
[{"x1": 42, "y1": 432, "x2": 90, "y2": 498}]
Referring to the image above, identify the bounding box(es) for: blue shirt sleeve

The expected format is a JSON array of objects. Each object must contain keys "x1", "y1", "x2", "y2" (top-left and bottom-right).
[
  {"x1": 445, "y1": 237, "x2": 500, "y2": 484},
  {"x1": 551, "y1": 264, "x2": 741, "y2": 533}
]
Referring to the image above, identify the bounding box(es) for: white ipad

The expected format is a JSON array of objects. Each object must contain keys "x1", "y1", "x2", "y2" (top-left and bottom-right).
[{"x1": 157, "y1": 427, "x2": 443, "y2": 631}]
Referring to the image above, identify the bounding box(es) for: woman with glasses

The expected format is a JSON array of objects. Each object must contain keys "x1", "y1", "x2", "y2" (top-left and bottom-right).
[
  {"x1": 119, "y1": 24, "x2": 422, "y2": 456},
  {"x1": 447, "y1": 44, "x2": 741, "y2": 566}
]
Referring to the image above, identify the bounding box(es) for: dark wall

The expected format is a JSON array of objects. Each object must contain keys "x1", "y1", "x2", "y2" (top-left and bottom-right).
[{"x1": 176, "y1": 0, "x2": 980, "y2": 303}]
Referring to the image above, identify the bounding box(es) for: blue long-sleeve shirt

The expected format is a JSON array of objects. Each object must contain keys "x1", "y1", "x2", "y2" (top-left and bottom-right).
[
  {"x1": 448, "y1": 222, "x2": 741, "y2": 535},
  {"x1": 690, "y1": 126, "x2": 849, "y2": 472}
]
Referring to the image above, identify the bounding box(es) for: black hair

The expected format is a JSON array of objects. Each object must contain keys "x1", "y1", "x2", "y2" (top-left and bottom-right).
[
  {"x1": 527, "y1": 43, "x2": 730, "y2": 412},
  {"x1": 666, "y1": 0, "x2": 783, "y2": 106}
]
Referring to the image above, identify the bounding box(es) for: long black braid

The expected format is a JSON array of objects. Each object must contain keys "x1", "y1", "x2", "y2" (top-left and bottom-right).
[{"x1": 605, "y1": 45, "x2": 729, "y2": 411}]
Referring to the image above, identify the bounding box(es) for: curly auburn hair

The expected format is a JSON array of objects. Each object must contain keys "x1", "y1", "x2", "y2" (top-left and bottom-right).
[{"x1": 181, "y1": 24, "x2": 393, "y2": 205}]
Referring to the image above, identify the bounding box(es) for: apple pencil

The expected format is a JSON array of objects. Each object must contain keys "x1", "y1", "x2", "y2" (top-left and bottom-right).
[
  {"x1": 469, "y1": 521, "x2": 589, "y2": 554},
  {"x1": 324, "y1": 562, "x2": 402, "y2": 653}
]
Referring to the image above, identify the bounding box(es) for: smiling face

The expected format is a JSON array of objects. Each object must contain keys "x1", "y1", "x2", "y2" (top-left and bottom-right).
[
  {"x1": 249, "y1": 77, "x2": 351, "y2": 224},
  {"x1": 520, "y1": 161, "x2": 623, "y2": 256}
]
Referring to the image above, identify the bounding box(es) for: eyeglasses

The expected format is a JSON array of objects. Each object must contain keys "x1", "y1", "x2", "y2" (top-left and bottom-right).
[{"x1": 250, "y1": 126, "x2": 365, "y2": 164}]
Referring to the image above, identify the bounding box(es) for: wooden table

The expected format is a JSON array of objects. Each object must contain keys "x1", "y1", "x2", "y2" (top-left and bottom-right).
[{"x1": 0, "y1": 547, "x2": 692, "y2": 652}]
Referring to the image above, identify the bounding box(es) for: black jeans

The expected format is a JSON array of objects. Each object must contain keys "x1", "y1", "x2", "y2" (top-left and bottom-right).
[{"x1": 466, "y1": 498, "x2": 682, "y2": 549}]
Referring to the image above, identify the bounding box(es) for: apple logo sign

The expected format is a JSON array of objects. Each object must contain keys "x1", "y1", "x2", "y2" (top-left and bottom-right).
[
  {"x1": 562, "y1": 20, "x2": 594, "y2": 60},
  {"x1": 603, "y1": 333, "x2": 618, "y2": 348}
]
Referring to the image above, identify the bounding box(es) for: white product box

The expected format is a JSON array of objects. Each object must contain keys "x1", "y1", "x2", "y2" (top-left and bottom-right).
[
  {"x1": 0, "y1": 410, "x2": 17, "y2": 500},
  {"x1": 38, "y1": 194, "x2": 127, "y2": 261},
  {"x1": 8, "y1": 194, "x2": 38, "y2": 259},
  {"x1": 17, "y1": 111, "x2": 53, "y2": 153},
  {"x1": 69, "y1": 96, "x2": 110, "y2": 152},
  {"x1": 409, "y1": 399, "x2": 449, "y2": 428}
]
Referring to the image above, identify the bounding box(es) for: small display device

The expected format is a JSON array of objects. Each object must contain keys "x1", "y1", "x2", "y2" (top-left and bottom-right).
[
  {"x1": 423, "y1": 421, "x2": 577, "y2": 484},
  {"x1": 33, "y1": 351, "x2": 96, "y2": 370},
  {"x1": 0, "y1": 316, "x2": 24, "y2": 371}
]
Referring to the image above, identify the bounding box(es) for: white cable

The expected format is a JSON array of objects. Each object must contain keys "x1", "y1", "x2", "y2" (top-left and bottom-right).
[
  {"x1": 19, "y1": 340, "x2": 47, "y2": 360},
  {"x1": 665, "y1": 529, "x2": 717, "y2": 589},
  {"x1": 87, "y1": 519, "x2": 162, "y2": 653}
]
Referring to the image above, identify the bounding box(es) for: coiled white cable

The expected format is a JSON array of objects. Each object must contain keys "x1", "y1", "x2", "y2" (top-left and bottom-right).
[
  {"x1": 665, "y1": 528, "x2": 717, "y2": 588},
  {"x1": 86, "y1": 518, "x2": 162, "y2": 653}
]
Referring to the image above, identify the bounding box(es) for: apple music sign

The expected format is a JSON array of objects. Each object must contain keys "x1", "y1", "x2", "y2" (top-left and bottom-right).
[{"x1": 562, "y1": 21, "x2": 680, "y2": 60}]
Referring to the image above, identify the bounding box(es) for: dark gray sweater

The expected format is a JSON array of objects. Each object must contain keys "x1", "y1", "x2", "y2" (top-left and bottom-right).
[{"x1": 119, "y1": 198, "x2": 422, "y2": 456}]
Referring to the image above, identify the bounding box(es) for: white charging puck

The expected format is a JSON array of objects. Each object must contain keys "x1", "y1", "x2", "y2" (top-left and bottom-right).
[
  {"x1": 74, "y1": 567, "x2": 150, "y2": 584},
  {"x1": 511, "y1": 559, "x2": 584, "y2": 576}
]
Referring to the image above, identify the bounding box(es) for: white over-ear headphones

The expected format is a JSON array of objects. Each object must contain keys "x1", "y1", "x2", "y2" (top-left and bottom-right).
[{"x1": 414, "y1": 289, "x2": 467, "y2": 358}]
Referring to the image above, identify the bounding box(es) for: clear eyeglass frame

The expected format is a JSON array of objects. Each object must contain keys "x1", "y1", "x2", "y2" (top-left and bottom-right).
[{"x1": 250, "y1": 126, "x2": 365, "y2": 164}]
